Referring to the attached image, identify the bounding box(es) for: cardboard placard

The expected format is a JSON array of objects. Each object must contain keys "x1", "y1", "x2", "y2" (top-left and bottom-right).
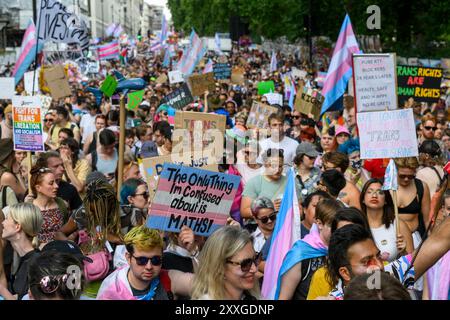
[
  {"x1": 357, "y1": 109, "x2": 418, "y2": 159},
  {"x1": 257, "y1": 80, "x2": 275, "y2": 95},
  {"x1": 246, "y1": 101, "x2": 278, "y2": 129},
  {"x1": 43, "y1": 65, "x2": 72, "y2": 100},
  {"x1": 188, "y1": 73, "x2": 215, "y2": 96},
  {"x1": 146, "y1": 164, "x2": 240, "y2": 236},
  {"x1": 142, "y1": 152, "x2": 218, "y2": 201},
  {"x1": 294, "y1": 87, "x2": 323, "y2": 120},
  {"x1": 173, "y1": 111, "x2": 226, "y2": 164},
  {"x1": 12, "y1": 96, "x2": 45, "y2": 152},
  {"x1": 397, "y1": 65, "x2": 443, "y2": 104},
  {"x1": 160, "y1": 83, "x2": 194, "y2": 110},
  {"x1": 0, "y1": 78, "x2": 15, "y2": 100},
  {"x1": 353, "y1": 54, "x2": 398, "y2": 112},
  {"x1": 213, "y1": 63, "x2": 231, "y2": 80},
  {"x1": 169, "y1": 70, "x2": 184, "y2": 84},
  {"x1": 264, "y1": 92, "x2": 283, "y2": 106},
  {"x1": 231, "y1": 67, "x2": 245, "y2": 85},
  {"x1": 100, "y1": 75, "x2": 118, "y2": 97},
  {"x1": 156, "y1": 73, "x2": 168, "y2": 84}
]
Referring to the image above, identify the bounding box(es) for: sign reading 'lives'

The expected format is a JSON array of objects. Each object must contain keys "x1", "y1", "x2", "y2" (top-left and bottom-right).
[
  {"x1": 353, "y1": 54, "x2": 398, "y2": 112},
  {"x1": 357, "y1": 108, "x2": 418, "y2": 159},
  {"x1": 147, "y1": 164, "x2": 240, "y2": 236}
]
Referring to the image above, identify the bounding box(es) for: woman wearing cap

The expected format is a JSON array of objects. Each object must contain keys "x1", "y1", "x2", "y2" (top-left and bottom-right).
[
  {"x1": 0, "y1": 139, "x2": 27, "y2": 204},
  {"x1": 0, "y1": 203, "x2": 43, "y2": 300},
  {"x1": 294, "y1": 142, "x2": 321, "y2": 200},
  {"x1": 416, "y1": 140, "x2": 445, "y2": 199},
  {"x1": 335, "y1": 126, "x2": 351, "y2": 147},
  {"x1": 192, "y1": 226, "x2": 260, "y2": 300}
]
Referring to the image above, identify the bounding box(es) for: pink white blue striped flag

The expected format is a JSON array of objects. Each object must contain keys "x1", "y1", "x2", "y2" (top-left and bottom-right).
[
  {"x1": 106, "y1": 23, "x2": 117, "y2": 37},
  {"x1": 150, "y1": 40, "x2": 163, "y2": 52},
  {"x1": 382, "y1": 159, "x2": 398, "y2": 191},
  {"x1": 160, "y1": 14, "x2": 168, "y2": 43},
  {"x1": 320, "y1": 14, "x2": 361, "y2": 117},
  {"x1": 270, "y1": 51, "x2": 277, "y2": 73},
  {"x1": 12, "y1": 19, "x2": 43, "y2": 85},
  {"x1": 113, "y1": 25, "x2": 123, "y2": 38},
  {"x1": 98, "y1": 41, "x2": 120, "y2": 60},
  {"x1": 178, "y1": 29, "x2": 206, "y2": 76},
  {"x1": 203, "y1": 59, "x2": 213, "y2": 74},
  {"x1": 315, "y1": 71, "x2": 327, "y2": 88},
  {"x1": 261, "y1": 168, "x2": 301, "y2": 299}
]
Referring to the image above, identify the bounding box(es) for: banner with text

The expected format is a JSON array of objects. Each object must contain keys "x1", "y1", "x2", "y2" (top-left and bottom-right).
[
  {"x1": 147, "y1": 164, "x2": 240, "y2": 236},
  {"x1": 160, "y1": 83, "x2": 194, "y2": 110},
  {"x1": 397, "y1": 65, "x2": 443, "y2": 104},
  {"x1": 213, "y1": 63, "x2": 232, "y2": 80},
  {"x1": 357, "y1": 108, "x2": 418, "y2": 159},
  {"x1": 247, "y1": 101, "x2": 279, "y2": 129},
  {"x1": 12, "y1": 96, "x2": 45, "y2": 152}
]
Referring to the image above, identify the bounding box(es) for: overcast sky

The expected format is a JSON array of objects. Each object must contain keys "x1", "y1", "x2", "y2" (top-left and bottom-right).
[{"x1": 145, "y1": 0, "x2": 172, "y2": 20}]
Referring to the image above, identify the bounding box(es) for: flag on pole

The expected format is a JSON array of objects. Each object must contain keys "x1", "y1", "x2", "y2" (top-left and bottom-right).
[
  {"x1": 98, "y1": 41, "x2": 120, "y2": 60},
  {"x1": 320, "y1": 14, "x2": 361, "y2": 117},
  {"x1": 160, "y1": 14, "x2": 168, "y2": 43},
  {"x1": 12, "y1": 19, "x2": 44, "y2": 85},
  {"x1": 315, "y1": 72, "x2": 327, "y2": 88},
  {"x1": 178, "y1": 29, "x2": 206, "y2": 76},
  {"x1": 113, "y1": 25, "x2": 123, "y2": 38},
  {"x1": 261, "y1": 168, "x2": 301, "y2": 299},
  {"x1": 288, "y1": 82, "x2": 296, "y2": 110},
  {"x1": 162, "y1": 49, "x2": 171, "y2": 68},
  {"x1": 106, "y1": 23, "x2": 117, "y2": 37},
  {"x1": 270, "y1": 51, "x2": 278, "y2": 73},
  {"x1": 203, "y1": 59, "x2": 213, "y2": 74},
  {"x1": 215, "y1": 33, "x2": 223, "y2": 55},
  {"x1": 382, "y1": 159, "x2": 398, "y2": 191}
]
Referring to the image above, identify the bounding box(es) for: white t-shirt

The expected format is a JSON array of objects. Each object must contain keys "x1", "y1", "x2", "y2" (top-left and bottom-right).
[
  {"x1": 79, "y1": 113, "x2": 96, "y2": 143},
  {"x1": 371, "y1": 221, "x2": 398, "y2": 262},
  {"x1": 235, "y1": 163, "x2": 265, "y2": 186},
  {"x1": 258, "y1": 136, "x2": 299, "y2": 166}
]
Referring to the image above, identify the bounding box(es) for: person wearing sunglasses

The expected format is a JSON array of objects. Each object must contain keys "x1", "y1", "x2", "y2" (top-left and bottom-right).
[
  {"x1": 286, "y1": 111, "x2": 302, "y2": 140},
  {"x1": 419, "y1": 113, "x2": 446, "y2": 157},
  {"x1": 249, "y1": 197, "x2": 277, "y2": 257},
  {"x1": 97, "y1": 225, "x2": 193, "y2": 300},
  {"x1": 152, "y1": 120, "x2": 172, "y2": 156},
  {"x1": 119, "y1": 178, "x2": 149, "y2": 234},
  {"x1": 192, "y1": 226, "x2": 260, "y2": 300},
  {"x1": 360, "y1": 179, "x2": 413, "y2": 263},
  {"x1": 394, "y1": 157, "x2": 431, "y2": 249}
]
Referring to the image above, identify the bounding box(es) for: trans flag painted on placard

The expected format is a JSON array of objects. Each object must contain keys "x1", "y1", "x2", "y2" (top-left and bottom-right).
[{"x1": 382, "y1": 159, "x2": 398, "y2": 191}]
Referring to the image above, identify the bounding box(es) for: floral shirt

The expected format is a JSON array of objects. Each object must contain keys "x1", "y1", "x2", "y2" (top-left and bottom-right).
[{"x1": 38, "y1": 208, "x2": 64, "y2": 243}]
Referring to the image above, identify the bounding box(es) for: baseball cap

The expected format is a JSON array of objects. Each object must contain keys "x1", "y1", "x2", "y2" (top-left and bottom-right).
[
  {"x1": 335, "y1": 125, "x2": 350, "y2": 136},
  {"x1": 140, "y1": 140, "x2": 159, "y2": 158},
  {"x1": 296, "y1": 142, "x2": 319, "y2": 158},
  {"x1": 42, "y1": 240, "x2": 93, "y2": 263}
]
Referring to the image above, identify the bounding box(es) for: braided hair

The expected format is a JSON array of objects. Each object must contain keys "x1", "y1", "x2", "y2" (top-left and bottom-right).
[{"x1": 83, "y1": 178, "x2": 122, "y2": 250}]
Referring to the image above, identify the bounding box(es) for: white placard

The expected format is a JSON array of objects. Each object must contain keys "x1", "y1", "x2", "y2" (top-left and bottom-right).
[
  {"x1": 357, "y1": 109, "x2": 418, "y2": 159},
  {"x1": 169, "y1": 70, "x2": 184, "y2": 84},
  {"x1": 291, "y1": 67, "x2": 307, "y2": 79},
  {"x1": 0, "y1": 78, "x2": 15, "y2": 99},
  {"x1": 353, "y1": 54, "x2": 398, "y2": 112},
  {"x1": 264, "y1": 92, "x2": 283, "y2": 106},
  {"x1": 24, "y1": 71, "x2": 40, "y2": 95}
]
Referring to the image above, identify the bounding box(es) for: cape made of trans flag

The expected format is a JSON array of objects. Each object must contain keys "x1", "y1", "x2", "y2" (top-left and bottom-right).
[
  {"x1": 274, "y1": 226, "x2": 328, "y2": 300},
  {"x1": 96, "y1": 266, "x2": 137, "y2": 300}
]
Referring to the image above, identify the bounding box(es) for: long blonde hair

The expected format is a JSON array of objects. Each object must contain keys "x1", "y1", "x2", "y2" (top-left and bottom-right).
[
  {"x1": 191, "y1": 226, "x2": 260, "y2": 300},
  {"x1": 9, "y1": 203, "x2": 43, "y2": 248}
]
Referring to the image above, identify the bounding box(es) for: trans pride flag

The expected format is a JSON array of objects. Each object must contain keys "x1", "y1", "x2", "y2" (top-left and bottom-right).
[
  {"x1": 261, "y1": 168, "x2": 301, "y2": 299},
  {"x1": 12, "y1": 19, "x2": 44, "y2": 85},
  {"x1": 203, "y1": 59, "x2": 213, "y2": 74},
  {"x1": 177, "y1": 30, "x2": 206, "y2": 76},
  {"x1": 98, "y1": 41, "x2": 120, "y2": 60},
  {"x1": 382, "y1": 159, "x2": 398, "y2": 191},
  {"x1": 320, "y1": 14, "x2": 361, "y2": 117}
]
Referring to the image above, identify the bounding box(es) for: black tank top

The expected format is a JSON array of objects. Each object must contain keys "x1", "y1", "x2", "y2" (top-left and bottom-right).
[{"x1": 398, "y1": 178, "x2": 426, "y2": 237}]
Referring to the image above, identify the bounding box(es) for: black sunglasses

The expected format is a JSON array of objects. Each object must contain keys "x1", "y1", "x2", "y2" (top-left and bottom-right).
[
  {"x1": 424, "y1": 126, "x2": 437, "y2": 131},
  {"x1": 256, "y1": 212, "x2": 277, "y2": 224},
  {"x1": 226, "y1": 255, "x2": 261, "y2": 272},
  {"x1": 132, "y1": 255, "x2": 162, "y2": 266},
  {"x1": 292, "y1": 116, "x2": 301, "y2": 119},
  {"x1": 44, "y1": 119, "x2": 53, "y2": 122},
  {"x1": 134, "y1": 191, "x2": 149, "y2": 200},
  {"x1": 398, "y1": 174, "x2": 415, "y2": 180}
]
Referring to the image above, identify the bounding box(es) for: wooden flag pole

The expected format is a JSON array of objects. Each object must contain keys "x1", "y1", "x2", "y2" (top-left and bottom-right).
[
  {"x1": 117, "y1": 96, "x2": 126, "y2": 200},
  {"x1": 27, "y1": 151, "x2": 32, "y2": 195},
  {"x1": 391, "y1": 190, "x2": 400, "y2": 236}
]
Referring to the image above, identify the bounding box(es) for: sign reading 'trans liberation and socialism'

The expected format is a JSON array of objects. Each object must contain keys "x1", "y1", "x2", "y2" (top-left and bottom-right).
[
  {"x1": 12, "y1": 96, "x2": 45, "y2": 152},
  {"x1": 147, "y1": 164, "x2": 240, "y2": 236}
]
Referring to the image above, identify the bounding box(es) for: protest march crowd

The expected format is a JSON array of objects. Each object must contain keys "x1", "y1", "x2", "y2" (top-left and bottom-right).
[{"x1": 0, "y1": 4, "x2": 449, "y2": 302}]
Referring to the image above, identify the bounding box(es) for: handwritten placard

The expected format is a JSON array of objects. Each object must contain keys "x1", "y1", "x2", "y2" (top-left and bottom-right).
[
  {"x1": 264, "y1": 92, "x2": 283, "y2": 106},
  {"x1": 188, "y1": 73, "x2": 215, "y2": 96},
  {"x1": 12, "y1": 96, "x2": 45, "y2": 152},
  {"x1": 147, "y1": 164, "x2": 240, "y2": 236},
  {"x1": 294, "y1": 87, "x2": 323, "y2": 120},
  {"x1": 397, "y1": 65, "x2": 443, "y2": 104},
  {"x1": 357, "y1": 109, "x2": 418, "y2": 159},
  {"x1": 246, "y1": 101, "x2": 279, "y2": 129},
  {"x1": 213, "y1": 63, "x2": 231, "y2": 80},
  {"x1": 353, "y1": 54, "x2": 398, "y2": 112},
  {"x1": 169, "y1": 70, "x2": 184, "y2": 84}
]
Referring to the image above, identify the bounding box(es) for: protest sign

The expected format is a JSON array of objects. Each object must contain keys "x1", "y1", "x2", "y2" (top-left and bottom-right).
[
  {"x1": 264, "y1": 92, "x2": 283, "y2": 106},
  {"x1": 37, "y1": 0, "x2": 90, "y2": 54},
  {"x1": 188, "y1": 73, "x2": 215, "y2": 96},
  {"x1": 37, "y1": 95, "x2": 52, "y2": 114},
  {"x1": 100, "y1": 75, "x2": 118, "y2": 97},
  {"x1": 397, "y1": 65, "x2": 443, "y2": 104},
  {"x1": 213, "y1": 63, "x2": 231, "y2": 80},
  {"x1": 127, "y1": 90, "x2": 145, "y2": 110},
  {"x1": 43, "y1": 65, "x2": 71, "y2": 100},
  {"x1": 231, "y1": 66, "x2": 245, "y2": 85},
  {"x1": 24, "y1": 71, "x2": 40, "y2": 95},
  {"x1": 257, "y1": 81, "x2": 275, "y2": 95},
  {"x1": 87, "y1": 61, "x2": 100, "y2": 74},
  {"x1": 357, "y1": 108, "x2": 418, "y2": 159},
  {"x1": 169, "y1": 70, "x2": 184, "y2": 84},
  {"x1": 246, "y1": 101, "x2": 278, "y2": 129},
  {"x1": 142, "y1": 153, "x2": 218, "y2": 200},
  {"x1": 0, "y1": 78, "x2": 15, "y2": 100},
  {"x1": 173, "y1": 111, "x2": 226, "y2": 164},
  {"x1": 12, "y1": 96, "x2": 45, "y2": 152},
  {"x1": 160, "y1": 83, "x2": 194, "y2": 110},
  {"x1": 291, "y1": 67, "x2": 307, "y2": 79},
  {"x1": 294, "y1": 87, "x2": 323, "y2": 120},
  {"x1": 156, "y1": 73, "x2": 168, "y2": 84},
  {"x1": 353, "y1": 54, "x2": 398, "y2": 112},
  {"x1": 147, "y1": 164, "x2": 240, "y2": 236}
]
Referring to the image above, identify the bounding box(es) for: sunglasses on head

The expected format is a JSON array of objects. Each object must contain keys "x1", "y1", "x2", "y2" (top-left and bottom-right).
[
  {"x1": 398, "y1": 174, "x2": 415, "y2": 180},
  {"x1": 226, "y1": 255, "x2": 261, "y2": 272},
  {"x1": 256, "y1": 212, "x2": 277, "y2": 224},
  {"x1": 424, "y1": 126, "x2": 437, "y2": 131},
  {"x1": 33, "y1": 274, "x2": 68, "y2": 294},
  {"x1": 132, "y1": 254, "x2": 162, "y2": 266}
]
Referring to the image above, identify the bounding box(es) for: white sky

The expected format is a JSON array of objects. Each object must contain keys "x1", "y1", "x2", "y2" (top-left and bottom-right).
[{"x1": 145, "y1": 0, "x2": 172, "y2": 20}]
